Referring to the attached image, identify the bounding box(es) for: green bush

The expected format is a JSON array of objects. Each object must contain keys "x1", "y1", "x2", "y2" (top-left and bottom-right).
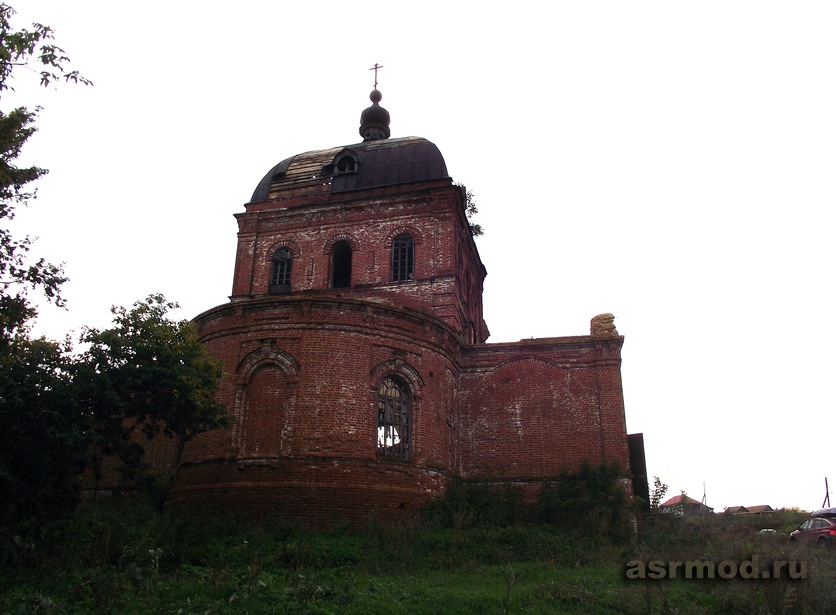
[
  {"x1": 536, "y1": 462, "x2": 632, "y2": 542},
  {"x1": 421, "y1": 479, "x2": 525, "y2": 529}
]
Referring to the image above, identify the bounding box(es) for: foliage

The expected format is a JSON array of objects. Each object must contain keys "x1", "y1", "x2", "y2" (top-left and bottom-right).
[
  {"x1": 537, "y1": 462, "x2": 632, "y2": 542},
  {"x1": 456, "y1": 184, "x2": 484, "y2": 237},
  {"x1": 75, "y1": 294, "x2": 230, "y2": 480},
  {"x1": 2, "y1": 501, "x2": 834, "y2": 614},
  {"x1": 0, "y1": 335, "x2": 87, "y2": 525},
  {"x1": 0, "y1": 2, "x2": 89, "y2": 339},
  {"x1": 423, "y1": 464, "x2": 633, "y2": 541},
  {"x1": 465, "y1": 188, "x2": 484, "y2": 236},
  {"x1": 0, "y1": 3, "x2": 93, "y2": 92},
  {"x1": 0, "y1": 6, "x2": 229, "y2": 528},
  {"x1": 649, "y1": 475, "x2": 668, "y2": 510},
  {"x1": 0, "y1": 1, "x2": 93, "y2": 329},
  {"x1": 422, "y1": 480, "x2": 525, "y2": 529},
  {"x1": 0, "y1": 295, "x2": 230, "y2": 526},
  {"x1": 0, "y1": 2, "x2": 91, "y2": 527}
]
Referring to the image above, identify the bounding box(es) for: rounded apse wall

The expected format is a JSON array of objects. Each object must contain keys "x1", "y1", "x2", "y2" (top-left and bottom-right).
[{"x1": 165, "y1": 296, "x2": 460, "y2": 526}]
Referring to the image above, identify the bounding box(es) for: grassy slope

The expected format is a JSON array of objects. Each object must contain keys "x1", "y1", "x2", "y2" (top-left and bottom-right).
[{"x1": 1, "y1": 503, "x2": 834, "y2": 614}]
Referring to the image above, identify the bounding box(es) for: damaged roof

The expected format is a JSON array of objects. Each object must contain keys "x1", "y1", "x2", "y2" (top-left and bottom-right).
[{"x1": 249, "y1": 136, "x2": 450, "y2": 203}]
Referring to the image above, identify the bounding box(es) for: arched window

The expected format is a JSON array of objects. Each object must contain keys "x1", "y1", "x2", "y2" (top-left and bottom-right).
[
  {"x1": 391, "y1": 234, "x2": 414, "y2": 282},
  {"x1": 377, "y1": 376, "x2": 412, "y2": 461},
  {"x1": 270, "y1": 247, "x2": 292, "y2": 293},
  {"x1": 336, "y1": 155, "x2": 356, "y2": 174},
  {"x1": 331, "y1": 240, "x2": 352, "y2": 288}
]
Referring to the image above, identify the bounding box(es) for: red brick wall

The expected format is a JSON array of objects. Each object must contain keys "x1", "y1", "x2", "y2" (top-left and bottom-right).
[
  {"x1": 166, "y1": 458, "x2": 450, "y2": 526},
  {"x1": 458, "y1": 337, "x2": 631, "y2": 493},
  {"x1": 168, "y1": 303, "x2": 631, "y2": 524},
  {"x1": 167, "y1": 297, "x2": 463, "y2": 525},
  {"x1": 230, "y1": 182, "x2": 487, "y2": 342}
]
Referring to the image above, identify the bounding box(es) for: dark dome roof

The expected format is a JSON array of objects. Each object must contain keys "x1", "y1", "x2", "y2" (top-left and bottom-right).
[
  {"x1": 250, "y1": 136, "x2": 449, "y2": 203},
  {"x1": 359, "y1": 89, "x2": 390, "y2": 141}
]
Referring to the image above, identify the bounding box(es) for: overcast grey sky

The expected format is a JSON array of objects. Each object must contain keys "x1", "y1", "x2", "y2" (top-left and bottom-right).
[{"x1": 9, "y1": 1, "x2": 836, "y2": 512}]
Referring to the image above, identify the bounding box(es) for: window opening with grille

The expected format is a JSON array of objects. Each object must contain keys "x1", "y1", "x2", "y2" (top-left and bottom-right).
[
  {"x1": 377, "y1": 376, "x2": 411, "y2": 461},
  {"x1": 270, "y1": 247, "x2": 292, "y2": 293},
  {"x1": 391, "y1": 235, "x2": 414, "y2": 282}
]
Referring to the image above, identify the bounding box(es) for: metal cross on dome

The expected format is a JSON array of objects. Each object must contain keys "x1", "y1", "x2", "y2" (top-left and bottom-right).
[{"x1": 369, "y1": 63, "x2": 383, "y2": 89}]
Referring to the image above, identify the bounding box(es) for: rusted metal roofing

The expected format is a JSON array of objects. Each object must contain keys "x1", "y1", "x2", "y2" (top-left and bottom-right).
[{"x1": 250, "y1": 136, "x2": 449, "y2": 203}]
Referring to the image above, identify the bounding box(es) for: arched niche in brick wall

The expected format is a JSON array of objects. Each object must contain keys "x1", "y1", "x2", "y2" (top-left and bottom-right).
[
  {"x1": 233, "y1": 346, "x2": 300, "y2": 458},
  {"x1": 236, "y1": 346, "x2": 300, "y2": 384}
]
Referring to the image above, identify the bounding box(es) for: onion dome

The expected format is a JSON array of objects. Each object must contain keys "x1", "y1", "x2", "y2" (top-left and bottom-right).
[{"x1": 359, "y1": 89, "x2": 391, "y2": 141}]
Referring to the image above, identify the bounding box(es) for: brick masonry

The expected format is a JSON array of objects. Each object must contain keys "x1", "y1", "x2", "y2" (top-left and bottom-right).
[{"x1": 159, "y1": 137, "x2": 632, "y2": 526}]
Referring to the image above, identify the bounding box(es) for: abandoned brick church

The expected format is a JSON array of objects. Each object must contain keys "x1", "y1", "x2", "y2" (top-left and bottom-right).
[{"x1": 162, "y1": 88, "x2": 635, "y2": 524}]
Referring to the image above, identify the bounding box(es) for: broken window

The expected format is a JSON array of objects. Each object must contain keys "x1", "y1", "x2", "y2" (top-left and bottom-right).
[
  {"x1": 377, "y1": 376, "x2": 411, "y2": 461},
  {"x1": 270, "y1": 247, "x2": 292, "y2": 293},
  {"x1": 391, "y1": 234, "x2": 414, "y2": 281},
  {"x1": 331, "y1": 240, "x2": 352, "y2": 288}
]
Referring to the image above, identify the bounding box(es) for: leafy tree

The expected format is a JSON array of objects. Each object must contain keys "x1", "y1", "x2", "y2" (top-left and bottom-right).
[
  {"x1": 76, "y1": 295, "x2": 230, "y2": 481},
  {"x1": 1, "y1": 294, "x2": 231, "y2": 524},
  {"x1": 0, "y1": 2, "x2": 91, "y2": 338},
  {"x1": 0, "y1": 3, "x2": 91, "y2": 525},
  {"x1": 0, "y1": 335, "x2": 88, "y2": 524},
  {"x1": 0, "y1": 7, "x2": 229, "y2": 525},
  {"x1": 0, "y1": 3, "x2": 92, "y2": 91},
  {"x1": 649, "y1": 475, "x2": 669, "y2": 510}
]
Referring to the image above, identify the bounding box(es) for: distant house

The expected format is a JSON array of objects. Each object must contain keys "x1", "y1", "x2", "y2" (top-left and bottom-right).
[
  {"x1": 725, "y1": 506, "x2": 748, "y2": 514},
  {"x1": 660, "y1": 494, "x2": 714, "y2": 516},
  {"x1": 724, "y1": 504, "x2": 774, "y2": 515}
]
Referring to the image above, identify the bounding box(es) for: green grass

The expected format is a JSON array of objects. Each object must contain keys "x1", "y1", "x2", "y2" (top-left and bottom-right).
[{"x1": 1, "y1": 503, "x2": 834, "y2": 614}]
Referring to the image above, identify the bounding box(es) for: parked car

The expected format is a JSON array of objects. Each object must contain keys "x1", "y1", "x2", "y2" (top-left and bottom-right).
[{"x1": 789, "y1": 509, "x2": 836, "y2": 548}]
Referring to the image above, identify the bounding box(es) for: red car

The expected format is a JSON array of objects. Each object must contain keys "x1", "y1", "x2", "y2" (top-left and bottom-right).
[{"x1": 790, "y1": 508, "x2": 836, "y2": 548}]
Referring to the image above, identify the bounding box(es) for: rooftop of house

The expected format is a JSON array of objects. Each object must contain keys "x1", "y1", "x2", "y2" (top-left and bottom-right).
[{"x1": 661, "y1": 494, "x2": 712, "y2": 508}]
